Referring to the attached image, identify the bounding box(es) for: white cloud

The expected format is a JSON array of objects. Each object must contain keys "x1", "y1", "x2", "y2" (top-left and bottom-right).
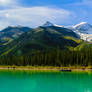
[
  {"x1": 0, "y1": 0, "x2": 18, "y2": 7},
  {"x1": 0, "y1": 0, "x2": 11, "y2": 4},
  {"x1": 0, "y1": 6, "x2": 75, "y2": 30}
]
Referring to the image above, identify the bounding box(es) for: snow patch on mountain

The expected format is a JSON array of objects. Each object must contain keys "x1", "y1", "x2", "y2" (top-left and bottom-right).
[
  {"x1": 73, "y1": 22, "x2": 92, "y2": 34},
  {"x1": 42, "y1": 21, "x2": 64, "y2": 28},
  {"x1": 73, "y1": 22, "x2": 87, "y2": 29},
  {"x1": 71, "y1": 22, "x2": 92, "y2": 42},
  {"x1": 54, "y1": 24, "x2": 64, "y2": 28}
]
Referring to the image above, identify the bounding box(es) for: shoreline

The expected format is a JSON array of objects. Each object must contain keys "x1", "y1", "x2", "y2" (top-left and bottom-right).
[{"x1": 0, "y1": 66, "x2": 92, "y2": 71}]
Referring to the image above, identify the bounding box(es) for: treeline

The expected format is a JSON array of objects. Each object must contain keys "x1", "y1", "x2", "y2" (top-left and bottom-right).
[{"x1": 0, "y1": 47, "x2": 92, "y2": 66}]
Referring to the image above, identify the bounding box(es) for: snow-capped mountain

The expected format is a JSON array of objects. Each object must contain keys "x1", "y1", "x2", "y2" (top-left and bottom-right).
[
  {"x1": 42, "y1": 21, "x2": 64, "y2": 27},
  {"x1": 69, "y1": 22, "x2": 92, "y2": 42},
  {"x1": 42, "y1": 21, "x2": 92, "y2": 42},
  {"x1": 42, "y1": 21, "x2": 92, "y2": 41},
  {"x1": 73, "y1": 22, "x2": 92, "y2": 34},
  {"x1": 42, "y1": 21, "x2": 55, "y2": 27}
]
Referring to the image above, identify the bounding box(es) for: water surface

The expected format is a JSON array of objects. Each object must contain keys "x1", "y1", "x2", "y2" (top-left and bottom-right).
[{"x1": 0, "y1": 70, "x2": 92, "y2": 92}]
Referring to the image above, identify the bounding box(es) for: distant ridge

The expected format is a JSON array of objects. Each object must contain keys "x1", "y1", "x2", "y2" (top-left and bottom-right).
[{"x1": 0, "y1": 21, "x2": 92, "y2": 42}]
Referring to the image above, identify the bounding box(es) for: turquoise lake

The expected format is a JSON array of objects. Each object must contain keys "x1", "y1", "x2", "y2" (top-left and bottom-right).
[{"x1": 0, "y1": 70, "x2": 92, "y2": 92}]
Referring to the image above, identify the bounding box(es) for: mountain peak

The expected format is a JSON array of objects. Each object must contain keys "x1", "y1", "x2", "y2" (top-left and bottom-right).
[
  {"x1": 42, "y1": 21, "x2": 54, "y2": 27},
  {"x1": 73, "y1": 22, "x2": 88, "y2": 28},
  {"x1": 79, "y1": 22, "x2": 88, "y2": 25},
  {"x1": 72, "y1": 22, "x2": 92, "y2": 33}
]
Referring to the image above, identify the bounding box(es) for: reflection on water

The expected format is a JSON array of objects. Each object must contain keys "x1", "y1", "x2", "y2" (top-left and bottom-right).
[{"x1": 0, "y1": 70, "x2": 92, "y2": 92}]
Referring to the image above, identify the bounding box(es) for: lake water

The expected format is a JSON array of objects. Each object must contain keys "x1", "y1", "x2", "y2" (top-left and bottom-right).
[{"x1": 0, "y1": 70, "x2": 92, "y2": 92}]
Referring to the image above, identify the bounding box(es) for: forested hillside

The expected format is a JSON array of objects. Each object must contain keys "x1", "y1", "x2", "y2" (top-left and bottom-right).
[{"x1": 0, "y1": 26, "x2": 91, "y2": 67}]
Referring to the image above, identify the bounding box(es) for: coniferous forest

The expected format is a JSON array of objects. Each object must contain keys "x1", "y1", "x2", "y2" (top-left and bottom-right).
[{"x1": 0, "y1": 45, "x2": 91, "y2": 67}]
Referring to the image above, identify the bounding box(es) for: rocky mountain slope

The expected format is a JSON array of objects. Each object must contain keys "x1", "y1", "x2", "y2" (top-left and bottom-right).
[
  {"x1": 0, "y1": 26, "x2": 31, "y2": 45},
  {"x1": 0, "y1": 23, "x2": 80, "y2": 56}
]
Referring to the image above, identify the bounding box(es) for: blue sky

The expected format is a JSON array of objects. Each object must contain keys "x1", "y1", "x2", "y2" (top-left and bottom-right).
[{"x1": 0, "y1": 0, "x2": 91, "y2": 29}]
